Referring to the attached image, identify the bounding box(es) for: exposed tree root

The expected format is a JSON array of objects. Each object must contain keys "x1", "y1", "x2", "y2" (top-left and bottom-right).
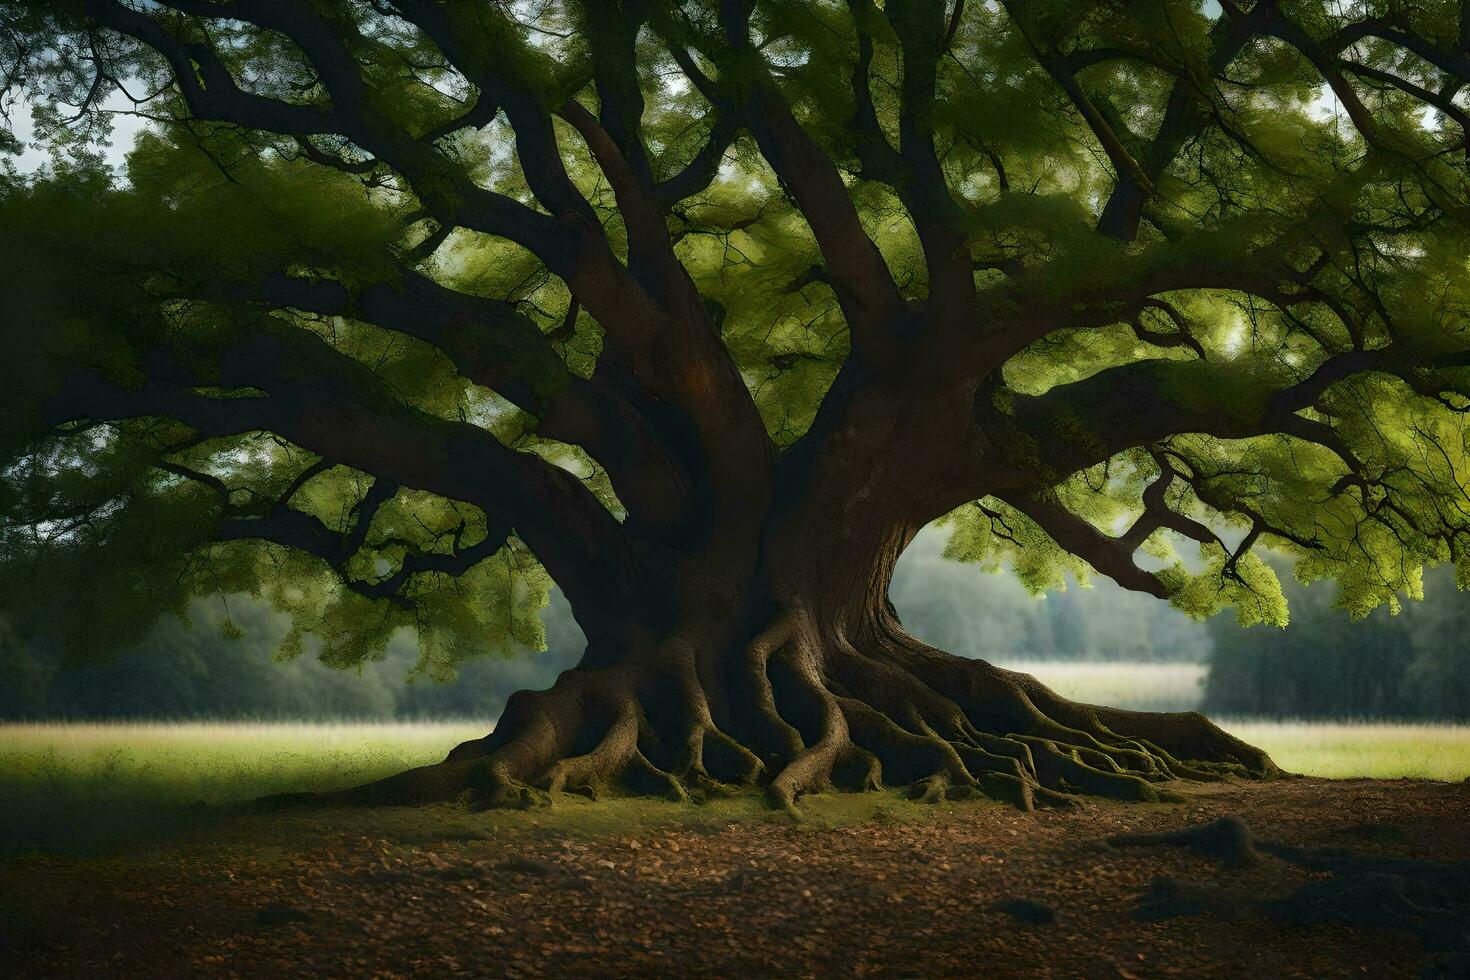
[
  {"x1": 1110, "y1": 816, "x2": 1262, "y2": 868},
  {"x1": 285, "y1": 612, "x2": 1277, "y2": 815}
]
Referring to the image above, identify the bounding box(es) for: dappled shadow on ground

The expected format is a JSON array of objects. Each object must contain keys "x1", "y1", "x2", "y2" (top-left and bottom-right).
[{"x1": 1, "y1": 779, "x2": 1466, "y2": 978}]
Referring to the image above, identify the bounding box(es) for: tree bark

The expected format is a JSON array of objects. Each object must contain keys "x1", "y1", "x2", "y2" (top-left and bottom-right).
[
  {"x1": 324, "y1": 563, "x2": 1276, "y2": 814},
  {"x1": 36, "y1": 0, "x2": 1464, "y2": 817},
  {"x1": 312, "y1": 380, "x2": 1276, "y2": 815}
]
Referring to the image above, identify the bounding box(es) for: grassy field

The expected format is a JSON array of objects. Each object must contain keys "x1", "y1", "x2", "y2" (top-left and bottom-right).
[
  {"x1": 0, "y1": 721, "x2": 487, "y2": 852},
  {"x1": 1219, "y1": 720, "x2": 1470, "y2": 781},
  {"x1": 997, "y1": 661, "x2": 1206, "y2": 712},
  {"x1": 0, "y1": 666, "x2": 1464, "y2": 851},
  {"x1": 0, "y1": 719, "x2": 487, "y2": 805},
  {"x1": 1, "y1": 713, "x2": 1467, "y2": 853}
]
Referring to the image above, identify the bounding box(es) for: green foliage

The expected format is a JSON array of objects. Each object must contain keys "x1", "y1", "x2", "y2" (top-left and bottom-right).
[
  {"x1": 3, "y1": 0, "x2": 1470, "y2": 678},
  {"x1": 1164, "y1": 546, "x2": 1289, "y2": 628},
  {"x1": 0, "y1": 140, "x2": 557, "y2": 670},
  {"x1": 940, "y1": 498, "x2": 1095, "y2": 596},
  {"x1": 0, "y1": 592, "x2": 583, "y2": 723}
]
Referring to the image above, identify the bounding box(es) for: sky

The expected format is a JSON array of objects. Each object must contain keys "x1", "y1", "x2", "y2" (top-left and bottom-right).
[{"x1": 4, "y1": 87, "x2": 150, "y2": 175}]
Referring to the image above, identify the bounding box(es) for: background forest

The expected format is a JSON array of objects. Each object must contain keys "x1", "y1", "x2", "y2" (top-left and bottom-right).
[{"x1": 4, "y1": 528, "x2": 1466, "y2": 722}]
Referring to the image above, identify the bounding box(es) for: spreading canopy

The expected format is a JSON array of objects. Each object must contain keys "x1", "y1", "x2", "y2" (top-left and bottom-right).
[{"x1": 3, "y1": 0, "x2": 1470, "y2": 675}]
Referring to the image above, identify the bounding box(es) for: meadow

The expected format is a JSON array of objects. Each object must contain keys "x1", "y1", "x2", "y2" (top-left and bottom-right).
[
  {"x1": 1006, "y1": 662, "x2": 1470, "y2": 779},
  {"x1": 2, "y1": 664, "x2": 1467, "y2": 852},
  {"x1": 0, "y1": 720, "x2": 485, "y2": 851},
  {"x1": 1219, "y1": 720, "x2": 1470, "y2": 781},
  {"x1": 997, "y1": 661, "x2": 1207, "y2": 712}
]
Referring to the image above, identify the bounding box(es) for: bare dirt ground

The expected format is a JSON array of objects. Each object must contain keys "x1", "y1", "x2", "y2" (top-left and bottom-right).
[{"x1": 2, "y1": 777, "x2": 1467, "y2": 979}]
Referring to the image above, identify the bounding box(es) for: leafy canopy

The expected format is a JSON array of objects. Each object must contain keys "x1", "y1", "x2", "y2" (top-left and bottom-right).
[{"x1": 2, "y1": 0, "x2": 1470, "y2": 672}]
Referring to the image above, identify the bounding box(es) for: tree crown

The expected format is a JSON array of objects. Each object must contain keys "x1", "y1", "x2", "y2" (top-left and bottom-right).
[{"x1": 3, "y1": 0, "x2": 1469, "y2": 671}]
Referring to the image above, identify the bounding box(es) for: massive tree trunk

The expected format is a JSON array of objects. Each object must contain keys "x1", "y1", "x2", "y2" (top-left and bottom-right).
[
  {"x1": 333, "y1": 376, "x2": 1277, "y2": 815},
  {"x1": 44, "y1": 0, "x2": 1309, "y2": 817},
  {"x1": 340, "y1": 569, "x2": 1275, "y2": 814}
]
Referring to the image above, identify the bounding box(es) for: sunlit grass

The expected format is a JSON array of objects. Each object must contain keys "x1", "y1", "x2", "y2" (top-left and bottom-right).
[
  {"x1": 0, "y1": 721, "x2": 933, "y2": 852},
  {"x1": 997, "y1": 663, "x2": 1470, "y2": 781},
  {"x1": 2, "y1": 711, "x2": 1467, "y2": 853},
  {"x1": 997, "y1": 661, "x2": 1207, "y2": 712},
  {"x1": 0, "y1": 719, "x2": 489, "y2": 805},
  {"x1": 1218, "y1": 720, "x2": 1470, "y2": 782},
  {"x1": 0, "y1": 720, "x2": 487, "y2": 851}
]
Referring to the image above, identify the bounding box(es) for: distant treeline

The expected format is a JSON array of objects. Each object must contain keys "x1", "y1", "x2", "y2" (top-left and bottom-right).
[
  {"x1": 891, "y1": 529, "x2": 1212, "y2": 663},
  {"x1": 2, "y1": 529, "x2": 1466, "y2": 720},
  {"x1": 0, "y1": 595, "x2": 582, "y2": 721},
  {"x1": 0, "y1": 529, "x2": 1217, "y2": 721},
  {"x1": 1204, "y1": 565, "x2": 1470, "y2": 721}
]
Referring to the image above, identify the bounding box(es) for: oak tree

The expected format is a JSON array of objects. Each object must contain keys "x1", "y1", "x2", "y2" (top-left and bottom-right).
[{"x1": 5, "y1": 0, "x2": 1470, "y2": 811}]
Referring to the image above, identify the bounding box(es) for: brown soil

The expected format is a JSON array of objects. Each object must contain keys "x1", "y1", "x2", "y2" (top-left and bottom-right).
[{"x1": 3, "y1": 778, "x2": 1467, "y2": 979}]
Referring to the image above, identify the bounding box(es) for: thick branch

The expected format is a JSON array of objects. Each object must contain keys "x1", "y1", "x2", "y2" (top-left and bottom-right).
[
  {"x1": 377, "y1": 2, "x2": 772, "y2": 495},
  {"x1": 83, "y1": 0, "x2": 341, "y2": 136},
  {"x1": 86, "y1": 0, "x2": 567, "y2": 254},
  {"x1": 1003, "y1": 2, "x2": 1153, "y2": 206},
  {"x1": 242, "y1": 271, "x2": 575, "y2": 418},
  {"x1": 992, "y1": 491, "x2": 1171, "y2": 599},
  {"x1": 881, "y1": 0, "x2": 977, "y2": 330},
  {"x1": 694, "y1": 4, "x2": 908, "y2": 359},
  {"x1": 655, "y1": 111, "x2": 738, "y2": 206},
  {"x1": 1002, "y1": 344, "x2": 1470, "y2": 485},
  {"x1": 84, "y1": 0, "x2": 769, "y2": 536},
  {"x1": 1094, "y1": 8, "x2": 1268, "y2": 241},
  {"x1": 40, "y1": 323, "x2": 639, "y2": 624},
  {"x1": 215, "y1": 489, "x2": 510, "y2": 610}
]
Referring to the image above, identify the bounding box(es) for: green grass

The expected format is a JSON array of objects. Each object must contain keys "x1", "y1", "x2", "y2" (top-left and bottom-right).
[
  {"x1": 1, "y1": 714, "x2": 1467, "y2": 854},
  {"x1": 1218, "y1": 720, "x2": 1470, "y2": 782},
  {"x1": 998, "y1": 661, "x2": 1206, "y2": 712},
  {"x1": 0, "y1": 719, "x2": 489, "y2": 804},
  {"x1": 0, "y1": 720, "x2": 933, "y2": 854},
  {"x1": 0, "y1": 721, "x2": 487, "y2": 852}
]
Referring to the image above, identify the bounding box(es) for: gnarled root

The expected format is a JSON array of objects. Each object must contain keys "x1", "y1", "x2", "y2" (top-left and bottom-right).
[{"x1": 303, "y1": 613, "x2": 1277, "y2": 814}]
